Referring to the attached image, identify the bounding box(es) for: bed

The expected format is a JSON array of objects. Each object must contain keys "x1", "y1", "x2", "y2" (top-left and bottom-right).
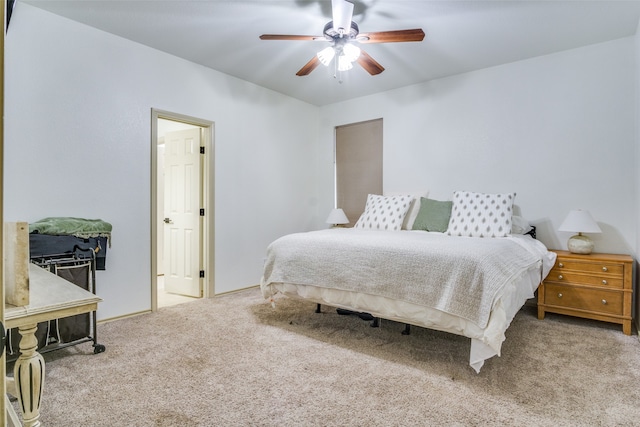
[{"x1": 260, "y1": 192, "x2": 557, "y2": 372}]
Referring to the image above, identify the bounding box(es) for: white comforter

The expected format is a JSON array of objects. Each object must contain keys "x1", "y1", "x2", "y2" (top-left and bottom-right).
[{"x1": 261, "y1": 229, "x2": 556, "y2": 372}]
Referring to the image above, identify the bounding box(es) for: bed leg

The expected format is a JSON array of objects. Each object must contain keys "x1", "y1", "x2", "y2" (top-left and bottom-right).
[
  {"x1": 370, "y1": 318, "x2": 380, "y2": 328},
  {"x1": 402, "y1": 324, "x2": 411, "y2": 335},
  {"x1": 315, "y1": 304, "x2": 321, "y2": 313}
]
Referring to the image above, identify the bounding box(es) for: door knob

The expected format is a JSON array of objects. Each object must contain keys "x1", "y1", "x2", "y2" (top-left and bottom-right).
[{"x1": 163, "y1": 218, "x2": 173, "y2": 224}]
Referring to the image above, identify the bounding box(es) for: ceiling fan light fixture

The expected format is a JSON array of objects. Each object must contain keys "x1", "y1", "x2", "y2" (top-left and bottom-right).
[
  {"x1": 337, "y1": 55, "x2": 354, "y2": 71},
  {"x1": 317, "y1": 46, "x2": 336, "y2": 66},
  {"x1": 260, "y1": 0, "x2": 424, "y2": 77},
  {"x1": 342, "y1": 43, "x2": 360, "y2": 62}
]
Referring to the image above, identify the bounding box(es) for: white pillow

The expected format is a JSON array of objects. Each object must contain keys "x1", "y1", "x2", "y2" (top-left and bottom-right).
[
  {"x1": 511, "y1": 215, "x2": 533, "y2": 235},
  {"x1": 354, "y1": 194, "x2": 414, "y2": 231},
  {"x1": 446, "y1": 191, "x2": 515, "y2": 238},
  {"x1": 384, "y1": 191, "x2": 429, "y2": 230}
]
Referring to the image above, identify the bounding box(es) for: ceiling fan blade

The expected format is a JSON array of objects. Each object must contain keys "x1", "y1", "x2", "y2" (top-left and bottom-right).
[
  {"x1": 260, "y1": 34, "x2": 325, "y2": 41},
  {"x1": 296, "y1": 56, "x2": 321, "y2": 76},
  {"x1": 332, "y1": 0, "x2": 354, "y2": 34},
  {"x1": 356, "y1": 50, "x2": 384, "y2": 75},
  {"x1": 358, "y1": 29, "x2": 425, "y2": 44}
]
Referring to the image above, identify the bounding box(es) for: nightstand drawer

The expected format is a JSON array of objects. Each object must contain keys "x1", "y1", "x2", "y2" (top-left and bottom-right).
[
  {"x1": 545, "y1": 270, "x2": 624, "y2": 289},
  {"x1": 544, "y1": 283, "x2": 623, "y2": 315},
  {"x1": 555, "y1": 260, "x2": 624, "y2": 276}
]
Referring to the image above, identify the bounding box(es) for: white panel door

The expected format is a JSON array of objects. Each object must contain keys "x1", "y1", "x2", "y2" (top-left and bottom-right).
[{"x1": 163, "y1": 128, "x2": 202, "y2": 297}]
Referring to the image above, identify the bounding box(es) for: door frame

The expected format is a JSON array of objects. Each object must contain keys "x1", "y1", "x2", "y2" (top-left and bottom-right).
[
  {"x1": 1, "y1": 1, "x2": 6, "y2": 421},
  {"x1": 150, "y1": 109, "x2": 215, "y2": 312}
]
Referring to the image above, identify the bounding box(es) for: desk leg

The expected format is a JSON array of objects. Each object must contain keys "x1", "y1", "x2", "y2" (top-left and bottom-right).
[{"x1": 13, "y1": 323, "x2": 45, "y2": 427}]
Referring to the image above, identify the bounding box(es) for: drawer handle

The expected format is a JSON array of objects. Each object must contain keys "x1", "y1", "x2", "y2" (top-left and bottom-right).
[
  {"x1": 558, "y1": 263, "x2": 564, "y2": 268},
  {"x1": 602, "y1": 266, "x2": 608, "y2": 272},
  {"x1": 558, "y1": 293, "x2": 563, "y2": 298},
  {"x1": 602, "y1": 280, "x2": 608, "y2": 285},
  {"x1": 602, "y1": 299, "x2": 607, "y2": 305},
  {"x1": 558, "y1": 274, "x2": 564, "y2": 280}
]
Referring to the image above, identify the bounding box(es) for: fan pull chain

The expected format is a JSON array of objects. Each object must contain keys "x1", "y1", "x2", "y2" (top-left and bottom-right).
[{"x1": 333, "y1": 59, "x2": 344, "y2": 84}]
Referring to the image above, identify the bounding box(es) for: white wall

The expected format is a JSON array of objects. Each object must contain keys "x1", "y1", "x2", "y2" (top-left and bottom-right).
[
  {"x1": 5, "y1": 3, "x2": 638, "y2": 325},
  {"x1": 4, "y1": 3, "x2": 321, "y2": 320},
  {"x1": 319, "y1": 38, "x2": 637, "y2": 257}
]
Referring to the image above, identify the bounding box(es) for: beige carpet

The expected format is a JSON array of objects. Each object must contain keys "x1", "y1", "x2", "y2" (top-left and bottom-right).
[{"x1": 10, "y1": 288, "x2": 640, "y2": 426}]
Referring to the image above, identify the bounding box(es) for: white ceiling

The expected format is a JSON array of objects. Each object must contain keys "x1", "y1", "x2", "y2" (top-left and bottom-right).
[{"x1": 20, "y1": 0, "x2": 640, "y2": 106}]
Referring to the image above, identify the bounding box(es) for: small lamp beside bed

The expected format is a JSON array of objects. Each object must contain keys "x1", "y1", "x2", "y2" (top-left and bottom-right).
[
  {"x1": 326, "y1": 208, "x2": 349, "y2": 228},
  {"x1": 559, "y1": 209, "x2": 601, "y2": 254}
]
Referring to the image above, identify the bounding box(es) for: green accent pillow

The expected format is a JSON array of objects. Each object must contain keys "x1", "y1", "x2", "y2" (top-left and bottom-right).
[{"x1": 411, "y1": 197, "x2": 453, "y2": 232}]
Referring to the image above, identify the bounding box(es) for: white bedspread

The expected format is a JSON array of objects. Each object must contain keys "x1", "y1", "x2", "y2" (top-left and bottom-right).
[
  {"x1": 263, "y1": 229, "x2": 544, "y2": 328},
  {"x1": 261, "y1": 229, "x2": 556, "y2": 372}
]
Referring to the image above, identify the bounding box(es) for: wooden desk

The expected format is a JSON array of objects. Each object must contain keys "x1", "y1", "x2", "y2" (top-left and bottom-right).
[{"x1": 5, "y1": 264, "x2": 102, "y2": 427}]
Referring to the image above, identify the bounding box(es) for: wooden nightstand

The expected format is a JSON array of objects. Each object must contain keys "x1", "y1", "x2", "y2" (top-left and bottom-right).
[{"x1": 537, "y1": 250, "x2": 634, "y2": 335}]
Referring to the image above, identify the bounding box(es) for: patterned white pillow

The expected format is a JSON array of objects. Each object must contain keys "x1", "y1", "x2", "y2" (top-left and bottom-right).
[
  {"x1": 354, "y1": 194, "x2": 414, "y2": 231},
  {"x1": 446, "y1": 191, "x2": 515, "y2": 238}
]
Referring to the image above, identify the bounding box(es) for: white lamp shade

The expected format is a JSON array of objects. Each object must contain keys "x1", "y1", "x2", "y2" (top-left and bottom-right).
[
  {"x1": 326, "y1": 208, "x2": 349, "y2": 225},
  {"x1": 317, "y1": 46, "x2": 335, "y2": 66},
  {"x1": 342, "y1": 43, "x2": 361, "y2": 62},
  {"x1": 337, "y1": 55, "x2": 353, "y2": 71},
  {"x1": 558, "y1": 209, "x2": 602, "y2": 233}
]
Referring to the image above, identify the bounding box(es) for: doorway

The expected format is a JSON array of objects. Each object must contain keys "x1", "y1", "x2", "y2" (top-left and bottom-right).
[{"x1": 151, "y1": 110, "x2": 214, "y2": 311}]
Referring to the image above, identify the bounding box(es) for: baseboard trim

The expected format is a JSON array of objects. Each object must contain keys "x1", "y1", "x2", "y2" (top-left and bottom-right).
[
  {"x1": 98, "y1": 285, "x2": 260, "y2": 324},
  {"x1": 212, "y1": 284, "x2": 259, "y2": 297},
  {"x1": 97, "y1": 309, "x2": 151, "y2": 325}
]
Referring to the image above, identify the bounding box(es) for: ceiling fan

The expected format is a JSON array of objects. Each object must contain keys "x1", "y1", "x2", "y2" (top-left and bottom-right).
[{"x1": 259, "y1": 0, "x2": 425, "y2": 76}]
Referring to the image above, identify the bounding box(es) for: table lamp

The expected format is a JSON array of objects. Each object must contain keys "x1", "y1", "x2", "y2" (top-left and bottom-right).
[
  {"x1": 558, "y1": 209, "x2": 601, "y2": 254},
  {"x1": 326, "y1": 208, "x2": 349, "y2": 228}
]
